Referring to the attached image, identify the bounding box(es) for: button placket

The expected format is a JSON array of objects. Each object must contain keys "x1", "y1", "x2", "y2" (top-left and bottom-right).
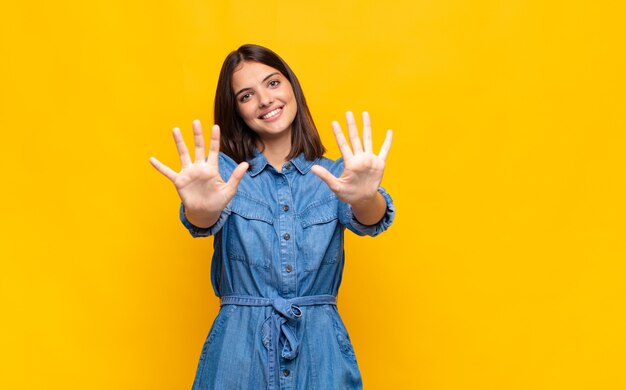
[
  {"x1": 279, "y1": 362, "x2": 294, "y2": 389},
  {"x1": 276, "y1": 171, "x2": 296, "y2": 297}
]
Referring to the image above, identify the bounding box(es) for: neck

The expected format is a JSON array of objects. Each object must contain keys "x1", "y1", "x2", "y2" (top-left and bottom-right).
[{"x1": 258, "y1": 131, "x2": 292, "y2": 171}]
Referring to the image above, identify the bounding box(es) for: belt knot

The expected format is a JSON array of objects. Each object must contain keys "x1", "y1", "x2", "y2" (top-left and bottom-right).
[{"x1": 220, "y1": 294, "x2": 336, "y2": 390}]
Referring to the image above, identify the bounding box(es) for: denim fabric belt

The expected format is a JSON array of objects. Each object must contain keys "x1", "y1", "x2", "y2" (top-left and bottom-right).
[{"x1": 220, "y1": 294, "x2": 337, "y2": 390}]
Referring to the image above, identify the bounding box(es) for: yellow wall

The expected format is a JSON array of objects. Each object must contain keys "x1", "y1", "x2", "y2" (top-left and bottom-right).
[{"x1": 2, "y1": 1, "x2": 625, "y2": 388}]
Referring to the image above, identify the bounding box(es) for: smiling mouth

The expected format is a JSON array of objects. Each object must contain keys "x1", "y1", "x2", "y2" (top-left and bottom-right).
[{"x1": 259, "y1": 106, "x2": 283, "y2": 120}]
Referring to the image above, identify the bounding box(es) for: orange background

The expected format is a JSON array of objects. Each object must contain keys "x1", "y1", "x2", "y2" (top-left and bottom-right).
[{"x1": 1, "y1": 1, "x2": 625, "y2": 389}]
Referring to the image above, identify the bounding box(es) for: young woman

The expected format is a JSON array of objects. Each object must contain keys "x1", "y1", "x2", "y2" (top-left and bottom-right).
[{"x1": 150, "y1": 44, "x2": 395, "y2": 390}]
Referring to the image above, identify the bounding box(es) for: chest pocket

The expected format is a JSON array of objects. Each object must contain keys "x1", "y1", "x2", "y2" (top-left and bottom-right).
[
  {"x1": 226, "y1": 194, "x2": 275, "y2": 269},
  {"x1": 298, "y1": 196, "x2": 342, "y2": 272}
]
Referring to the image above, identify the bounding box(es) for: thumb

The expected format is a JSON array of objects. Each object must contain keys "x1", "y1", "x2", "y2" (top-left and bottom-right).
[
  {"x1": 224, "y1": 162, "x2": 249, "y2": 196},
  {"x1": 311, "y1": 165, "x2": 341, "y2": 193}
]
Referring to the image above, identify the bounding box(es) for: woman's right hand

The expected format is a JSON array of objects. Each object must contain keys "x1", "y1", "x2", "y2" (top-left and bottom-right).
[{"x1": 149, "y1": 120, "x2": 249, "y2": 228}]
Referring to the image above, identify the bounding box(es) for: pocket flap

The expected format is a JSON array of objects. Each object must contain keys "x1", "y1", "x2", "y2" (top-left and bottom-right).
[
  {"x1": 229, "y1": 195, "x2": 274, "y2": 224},
  {"x1": 299, "y1": 196, "x2": 338, "y2": 228}
]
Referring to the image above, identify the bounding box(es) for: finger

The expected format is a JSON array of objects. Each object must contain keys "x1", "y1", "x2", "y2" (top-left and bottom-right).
[
  {"x1": 192, "y1": 119, "x2": 206, "y2": 163},
  {"x1": 362, "y1": 111, "x2": 373, "y2": 153},
  {"x1": 225, "y1": 162, "x2": 249, "y2": 196},
  {"x1": 208, "y1": 124, "x2": 221, "y2": 167},
  {"x1": 378, "y1": 129, "x2": 393, "y2": 161},
  {"x1": 149, "y1": 157, "x2": 177, "y2": 182},
  {"x1": 173, "y1": 127, "x2": 192, "y2": 168},
  {"x1": 346, "y1": 111, "x2": 363, "y2": 154},
  {"x1": 311, "y1": 165, "x2": 341, "y2": 193},
  {"x1": 332, "y1": 121, "x2": 353, "y2": 160}
]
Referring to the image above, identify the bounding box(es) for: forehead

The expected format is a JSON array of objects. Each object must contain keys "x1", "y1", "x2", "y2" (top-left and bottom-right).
[{"x1": 231, "y1": 61, "x2": 284, "y2": 90}]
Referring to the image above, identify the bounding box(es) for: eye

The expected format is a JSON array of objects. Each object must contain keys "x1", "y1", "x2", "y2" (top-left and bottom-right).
[
  {"x1": 239, "y1": 92, "x2": 252, "y2": 103},
  {"x1": 268, "y1": 79, "x2": 280, "y2": 88}
]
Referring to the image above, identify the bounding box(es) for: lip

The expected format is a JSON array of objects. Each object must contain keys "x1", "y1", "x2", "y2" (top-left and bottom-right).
[{"x1": 258, "y1": 105, "x2": 284, "y2": 121}]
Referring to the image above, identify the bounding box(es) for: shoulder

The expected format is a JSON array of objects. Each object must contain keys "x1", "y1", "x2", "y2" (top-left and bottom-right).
[
  {"x1": 217, "y1": 152, "x2": 237, "y2": 168},
  {"x1": 215, "y1": 152, "x2": 238, "y2": 178}
]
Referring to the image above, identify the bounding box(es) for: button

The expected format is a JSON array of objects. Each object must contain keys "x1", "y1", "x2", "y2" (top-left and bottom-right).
[
  {"x1": 284, "y1": 163, "x2": 292, "y2": 170},
  {"x1": 285, "y1": 264, "x2": 293, "y2": 273},
  {"x1": 282, "y1": 204, "x2": 289, "y2": 212},
  {"x1": 283, "y1": 233, "x2": 290, "y2": 240},
  {"x1": 283, "y1": 369, "x2": 290, "y2": 377}
]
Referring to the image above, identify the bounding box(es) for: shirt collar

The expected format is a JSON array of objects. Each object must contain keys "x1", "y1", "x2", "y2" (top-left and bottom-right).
[
  {"x1": 290, "y1": 152, "x2": 317, "y2": 175},
  {"x1": 247, "y1": 150, "x2": 317, "y2": 177},
  {"x1": 247, "y1": 150, "x2": 269, "y2": 177}
]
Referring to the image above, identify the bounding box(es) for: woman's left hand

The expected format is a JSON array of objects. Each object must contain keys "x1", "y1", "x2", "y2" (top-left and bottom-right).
[{"x1": 311, "y1": 111, "x2": 392, "y2": 206}]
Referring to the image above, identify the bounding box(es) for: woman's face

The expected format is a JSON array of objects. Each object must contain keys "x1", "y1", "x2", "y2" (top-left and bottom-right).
[{"x1": 231, "y1": 61, "x2": 297, "y2": 142}]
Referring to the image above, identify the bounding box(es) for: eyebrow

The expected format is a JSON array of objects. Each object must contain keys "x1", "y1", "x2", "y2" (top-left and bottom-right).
[{"x1": 234, "y1": 72, "x2": 280, "y2": 97}]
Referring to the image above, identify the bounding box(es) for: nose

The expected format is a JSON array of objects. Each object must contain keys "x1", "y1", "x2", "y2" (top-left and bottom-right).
[{"x1": 257, "y1": 90, "x2": 274, "y2": 108}]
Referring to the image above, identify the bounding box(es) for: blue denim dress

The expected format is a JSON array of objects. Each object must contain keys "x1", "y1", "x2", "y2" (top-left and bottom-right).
[{"x1": 180, "y1": 151, "x2": 395, "y2": 390}]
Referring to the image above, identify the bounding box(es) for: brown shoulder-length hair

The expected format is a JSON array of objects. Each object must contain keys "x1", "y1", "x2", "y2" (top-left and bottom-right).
[{"x1": 214, "y1": 44, "x2": 325, "y2": 163}]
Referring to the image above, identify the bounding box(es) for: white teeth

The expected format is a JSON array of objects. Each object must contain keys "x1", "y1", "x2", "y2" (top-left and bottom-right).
[{"x1": 261, "y1": 108, "x2": 281, "y2": 119}]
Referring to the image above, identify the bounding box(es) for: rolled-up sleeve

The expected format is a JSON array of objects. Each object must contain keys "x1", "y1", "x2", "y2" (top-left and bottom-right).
[
  {"x1": 339, "y1": 186, "x2": 395, "y2": 237},
  {"x1": 179, "y1": 203, "x2": 232, "y2": 237}
]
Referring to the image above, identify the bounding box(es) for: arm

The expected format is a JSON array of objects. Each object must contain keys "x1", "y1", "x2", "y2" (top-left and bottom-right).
[{"x1": 350, "y1": 190, "x2": 387, "y2": 226}]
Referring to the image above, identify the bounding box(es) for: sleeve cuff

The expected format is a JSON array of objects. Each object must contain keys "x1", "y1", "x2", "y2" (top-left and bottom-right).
[
  {"x1": 179, "y1": 203, "x2": 231, "y2": 237},
  {"x1": 343, "y1": 187, "x2": 395, "y2": 237}
]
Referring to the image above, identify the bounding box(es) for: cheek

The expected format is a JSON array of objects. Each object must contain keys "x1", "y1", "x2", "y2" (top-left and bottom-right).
[
  {"x1": 237, "y1": 104, "x2": 255, "y2": 121},
  {"x1": 286, "y1": 94, "x2": 298, "y2": 115},
  {"x1": 284, "y1": 89, "x2": 296, "y2": 103}
]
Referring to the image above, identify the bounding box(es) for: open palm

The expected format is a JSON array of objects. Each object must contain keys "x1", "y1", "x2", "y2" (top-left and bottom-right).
[
  {"x1": 150, "y1": 120, "x2": 248, "y2": 221},
  {"x1": 311, "y1": 111, "x2": 392, "y2": 206}
]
